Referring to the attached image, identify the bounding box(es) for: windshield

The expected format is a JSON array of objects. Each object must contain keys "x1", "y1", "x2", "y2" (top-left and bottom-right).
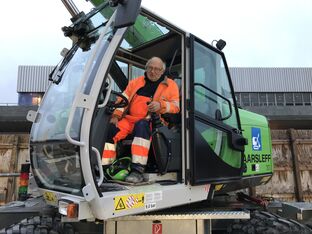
[
  {"x1": 31, "y1": 48, "x2": 88, "y2": 142},
  {"x1": 30, "y1": 5, "x2": 117, "y2": 195},
  {"x1": 90, "y1": 2, "x2": 169, "y2": 50},
  {"x1": 121, "y1": 14, "x2": 169, "y2": 49}
]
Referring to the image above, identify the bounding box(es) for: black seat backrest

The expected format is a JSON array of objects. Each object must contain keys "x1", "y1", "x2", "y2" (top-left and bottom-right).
[{"x1": 161, "y1": 73, "x2": 182, "y2": 128}]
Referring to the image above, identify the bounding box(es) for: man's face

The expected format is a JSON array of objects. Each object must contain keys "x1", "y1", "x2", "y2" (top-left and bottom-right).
[{"x1": 146, "y1": 58, "x2": 164, "y2": 82}]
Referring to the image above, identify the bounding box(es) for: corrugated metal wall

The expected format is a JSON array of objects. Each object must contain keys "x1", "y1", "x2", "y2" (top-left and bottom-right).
[
  {"x1": 17, "y1": 66, "x2": 54, "y2": 92},
  {"x1": 17, "y1": 66, "x2": 312, "y2": 93},
  {"x1": 230, "y1": 67, "x2": 312, "y2": 92},
  {"x1": 16, "y1": 65, "x2": 144, "y2": 94}
]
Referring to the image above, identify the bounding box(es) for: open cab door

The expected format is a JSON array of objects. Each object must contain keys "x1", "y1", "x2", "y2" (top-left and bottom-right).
[{"x1": 187, "y1": 35, "x2": 246, "y2": 185}]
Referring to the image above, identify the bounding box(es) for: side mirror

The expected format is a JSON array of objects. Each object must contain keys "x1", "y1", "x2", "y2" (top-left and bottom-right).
[{"x1": 114, "y1": 0, "x2": 142, "y2": 29}]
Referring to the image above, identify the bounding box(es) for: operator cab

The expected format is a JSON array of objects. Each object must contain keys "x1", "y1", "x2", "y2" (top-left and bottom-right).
[{"x1": 90, "y1": 12, "x2": 184, "y2": 188}]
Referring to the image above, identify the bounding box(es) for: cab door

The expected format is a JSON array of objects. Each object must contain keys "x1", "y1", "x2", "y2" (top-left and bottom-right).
[{"x1": 188, "y1": 35, "x2": 245, "y2": 185}]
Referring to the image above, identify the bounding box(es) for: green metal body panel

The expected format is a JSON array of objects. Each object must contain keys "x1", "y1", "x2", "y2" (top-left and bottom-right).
[
  {"x1": 90, "y1": 0, "x2": 163, "y2": 47},
  {"x1": 201, "y1": 128, "x2": 241, "y2": 169},
  {"x1": 239, "y1": 108, "x2": 273, "y2": 176}
]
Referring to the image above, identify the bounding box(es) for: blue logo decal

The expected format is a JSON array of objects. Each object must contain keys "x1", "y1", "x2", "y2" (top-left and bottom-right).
[{"x1": 252, "y1": 128, "x2": 262, "y2": 151}]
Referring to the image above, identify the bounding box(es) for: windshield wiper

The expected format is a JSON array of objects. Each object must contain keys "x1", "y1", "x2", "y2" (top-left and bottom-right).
[{"x1": 49, "y1": 43, "x2": 79, "y2": 85}]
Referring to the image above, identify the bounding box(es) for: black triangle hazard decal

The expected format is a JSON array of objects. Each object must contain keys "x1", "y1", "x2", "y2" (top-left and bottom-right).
[{"x1": 115, "y1": 198, "x2": 126, "y2": 210}]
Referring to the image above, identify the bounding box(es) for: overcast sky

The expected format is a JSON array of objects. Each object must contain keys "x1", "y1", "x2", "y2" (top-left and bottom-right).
[{"x1": 0, "y1": 0, "x2": 311, "y2": 103}]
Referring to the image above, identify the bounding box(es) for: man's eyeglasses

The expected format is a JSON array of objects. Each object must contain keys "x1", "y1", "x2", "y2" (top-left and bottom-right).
[{"x1": 146, "y1": 66, "x2": 163, "y2": 73}]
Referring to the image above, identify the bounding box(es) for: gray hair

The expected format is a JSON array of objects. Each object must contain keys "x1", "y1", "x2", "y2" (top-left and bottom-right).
[{"x1": 145, "y1": 57, "x2": 166, "y2": 71}]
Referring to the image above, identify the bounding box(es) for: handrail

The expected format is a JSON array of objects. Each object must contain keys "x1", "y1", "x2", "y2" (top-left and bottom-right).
[
  {"x1": 194, "y1": 82, "x2": 233, "y2": 121},
  {"x1": 65, "y1": 105, "x2": 85, "y2": 146},
  {"x1": 92, "y1": 147, "x2": 104, "y2": 186},
  {"x1": 0, "y1": 173, "x2": 20, "y2": 177},
  {"x1": 98, "y1": 75, "x2": 113, "y2": 108}
]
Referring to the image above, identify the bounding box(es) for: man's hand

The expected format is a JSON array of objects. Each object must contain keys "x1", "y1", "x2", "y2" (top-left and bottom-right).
[
  {"x1": 147, "y1": 101, "x2": 161, "y2": 112},
  {"x1": 110, "y1": 116, "x2": 119, "y2": 126}
]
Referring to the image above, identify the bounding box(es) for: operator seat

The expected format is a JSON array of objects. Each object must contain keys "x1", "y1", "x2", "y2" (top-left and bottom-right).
[{"x1": 162, "y1": 71, "x2": 182, "y2": 128}]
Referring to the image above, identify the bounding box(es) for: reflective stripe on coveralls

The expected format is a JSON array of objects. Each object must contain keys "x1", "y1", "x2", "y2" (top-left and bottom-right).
[
  {"x1": 131, "y1": 120, "x2": 151, "y2": 165},
  {"x1": 102, "y1": 95, "x2": 151, "y2": 165},
  {"x1": 102, "y1": 142, "x2": 116, "y2": 165}
]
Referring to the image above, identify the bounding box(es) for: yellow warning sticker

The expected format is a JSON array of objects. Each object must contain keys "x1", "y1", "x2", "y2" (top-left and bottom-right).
[
  {"x1": 214, "y1": 184, "x2": 223, "y2": 191},
  {"x1": 43, "y1": 191, "x2": 58, "y2": 206},
  {"x1": 114, "y1": 193, "x2": 145, "y2": 211}
]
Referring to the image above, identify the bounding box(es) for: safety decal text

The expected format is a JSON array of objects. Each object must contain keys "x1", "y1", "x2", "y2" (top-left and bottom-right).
[
  {"x1": 114, "y1": 193, "x2": 145, "y2": 211},
  {"x1": 145, "y1": 191, "x2": 162, "y2": 203},
  {"x1": 145, "y1": 202, "x2": 157, "y2": 211}
]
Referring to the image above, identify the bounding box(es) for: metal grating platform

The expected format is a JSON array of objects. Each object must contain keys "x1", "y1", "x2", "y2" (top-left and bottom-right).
[{"x1": 111, "y1": 210, "x2": 250, "y2": 221}]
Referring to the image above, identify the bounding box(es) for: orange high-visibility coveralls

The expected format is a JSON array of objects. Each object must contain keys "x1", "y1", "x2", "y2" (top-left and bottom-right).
[{"x1": 102, "y1": 75, "x2": 180, "y2": 170}]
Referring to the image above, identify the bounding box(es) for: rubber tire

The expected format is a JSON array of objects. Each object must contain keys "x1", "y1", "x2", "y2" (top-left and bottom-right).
[
  {"x1": 0, "y1": 215, "x2": 77, "y2": 234},
  {"x1": 227, "y1": 210, "x2": 312, "y2": 234}
]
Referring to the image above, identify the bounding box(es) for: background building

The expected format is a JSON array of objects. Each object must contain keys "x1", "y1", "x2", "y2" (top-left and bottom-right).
[
  {"x1": 232, "y1": 67, "x2": 312, "y2": 129},
  {"x1": 1, "y1": 65, "x2": 311, "y2": 132},
  {"x1": 17, "y1": 65, "x2": 53, "y2": 106}
]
